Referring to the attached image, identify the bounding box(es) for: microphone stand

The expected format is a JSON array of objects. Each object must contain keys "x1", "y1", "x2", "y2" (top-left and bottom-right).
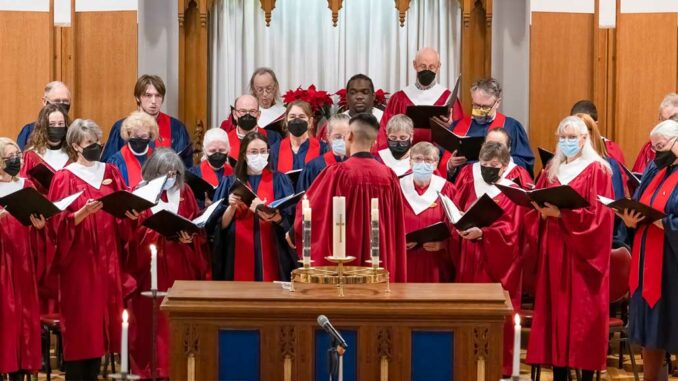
[{"x1": 327, "y1": 338, "x2": 345, "y2": 381}]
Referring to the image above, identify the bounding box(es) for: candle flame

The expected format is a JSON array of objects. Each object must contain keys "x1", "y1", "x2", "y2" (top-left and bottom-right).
[
  {"x1": 514, "y1": 313, "x2": 520, "y2": 326},
  {"x1": 123, "y1": 309, "x2": 129, "y2": 322}
]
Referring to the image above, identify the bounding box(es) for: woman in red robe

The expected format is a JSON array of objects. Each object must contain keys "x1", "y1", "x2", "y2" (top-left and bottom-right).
[
  {"x1": 125, "y1": 148, "x2": 211, "y2": 379},
  {"x1": 47, "y1": 119, "x2": 137, "y2": 380},
  {"x1": 0, "y1": 138, "x2": 45, "y2": 379},
  {"x1": 453, "y1": 141, "x2": 522, "y2": 376},
  {"x1": 400, "y1": 142, "x2": 456, "y2": 282},
  {"x1": 524, "y1": 116, "x2": 613, "y2": 381}
]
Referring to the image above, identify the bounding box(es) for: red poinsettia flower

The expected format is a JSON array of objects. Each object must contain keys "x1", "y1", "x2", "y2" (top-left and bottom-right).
[{"x1": 283, "y1": 85, "x2": 333, "y2": 117}]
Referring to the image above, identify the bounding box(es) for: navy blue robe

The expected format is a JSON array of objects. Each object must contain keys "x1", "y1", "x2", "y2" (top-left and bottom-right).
[
  {"x1": 187, "y1": 165, "x2": 226, "y2": 208},
  {"x1": 269, "y1": 139, "x2": 329, "y2": 172},
  {"x1": 608, "y1": 157, "x2": 629, "y2": 244},
  {"x1": 295, "y1": 153, "x2": 345, "y2": 192},
  {"x1": 107, "y1": 150, "x2": 148, "y2": 186},
  {"x1": 17, "y1": 122, "x2": 35, "y2": 150}
]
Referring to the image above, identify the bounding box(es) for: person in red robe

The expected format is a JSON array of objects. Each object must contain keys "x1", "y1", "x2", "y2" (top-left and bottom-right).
[
  {"x1": 21, "y1": 103, "x2": 72, "y2": 195},
  {"x1": 47, "y1": 119, "x2": 138, "y2": 380},
  {"x1": 293, "y1": 113, "x2": 408, "y2": 282},
  {"x1": 187, "y1": 128, "x2": 234, "y2": 206},
  {"x1": 400, "y1": 142, "x2": 456, "y2": 282},
  {"x1": 570, "y1": 99, "x2": 627, "y2": 166},
  {"x1": 224, "y1": 94, "x2": 282, "y2": 166},
  {"x1": 452, "y1": 141, "x2": 522, "y2": 376},
  {"x1": 378, "y1": 48, "x2": 451, "y2": 148},
  {"x1": 524, "y1": 116, "x2": 614, "y2": 381},
  {"x1": 125, "y1": 148, "x2": 211, "y2": 379},
  {"x1": 0, "y1": 138, "x2": 45, "y2": 379},
  {"x1": 632, "y1": 94, "x2": 678, "y2": 173},
  {"x1": 107, "y1": 111, "x2": 159, "y2": 188},
  {"x1": 376, "y1": 114, "x2": 413, "y2": 177}
]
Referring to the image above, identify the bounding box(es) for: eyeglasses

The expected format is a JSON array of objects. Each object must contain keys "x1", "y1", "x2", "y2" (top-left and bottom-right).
[
  {"x1": 253, "y1": 86, "x2": 275, "y2": 95},
  {"x1": 558, "y1": 136, "x2": 580, "y2": 143},
  {"x1": 472, "y1": 101, "x2": 497, "y2": 112},
  {"x1": 388, "y1": 136, "x2": 410, "y2": 142},
  {"x1": 411, "y1": 157, "x2": 437, "y2": 165},
  {"x1": 246, "y1": 149, "x2": 269, "y2": 155},
  {"x1": 653, "y1": 137, "x2": 676, "y2": 152},
  {"x1": 2, "y1": 153, "x2": 21, "y2": 161},
  {"x1": 236, "y1": 109, "x2": 259, "y2": 115}
]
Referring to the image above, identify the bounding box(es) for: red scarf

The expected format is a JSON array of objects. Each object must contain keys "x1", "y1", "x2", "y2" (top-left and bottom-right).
[
  {"x1": 452, "y1": 113, "x2": 506, "y2": 136},
  {"x1": 233, "y1": 170, "x2": 279, "y2": 281},
  {"x1": 200, "y1": 160, "x2": 220, "y2": 187},
  {"x1": 277, "y1": 137, "x2": 321, "y2": 173},
  {"x1": 156, "y1": 112, "x2": 172, "y2": 148},
  {"x1": 323, "y1": 151, "x2": 338, "y2": 166},
  {"x1": 120, "y1": 145, "x2": 151, "y2": 188},
  {"x1": 228, "y1": 128, "x2": 269, "y2": 161},
  {"x1": 630, "y1": 167, "x2": 678, "y2": 307}
]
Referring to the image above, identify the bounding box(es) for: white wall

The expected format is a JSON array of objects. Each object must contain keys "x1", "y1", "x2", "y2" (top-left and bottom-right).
[
  {"x1": 137, "y1": 0, "x2": 179, "y2": 117},
  {"x1": 492, "y1": 0, "x2": 530, "y2": 131}
]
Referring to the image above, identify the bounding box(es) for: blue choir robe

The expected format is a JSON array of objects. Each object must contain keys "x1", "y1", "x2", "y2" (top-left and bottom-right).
[
  {"x1": 627, "y1": 162, "x2": 678, "y2": 353},
  {"x1": 607, "y1": 157, "x2": 629, "y2": 244},
  {"x1": 295, "y1": 153, "x2": 346, "y2": 192},
  {"x1": 101, "y1": 114, "x2": 193, "y2": 168},
  {"x1": 269, "y1": 139, "x2": 329, "y2": 173},
  {"x1": 187, "y1": 164, "x2": 230, "y2": 209},
  {"x1": 17, "y1": 122, "x2": 35, "y2": 150},
  {"x1": 207, "y1": 172, "x2": 298, "y2": 281},
  {"x1": 107, "y1": 150, "x2": 149, "y2": 187}
]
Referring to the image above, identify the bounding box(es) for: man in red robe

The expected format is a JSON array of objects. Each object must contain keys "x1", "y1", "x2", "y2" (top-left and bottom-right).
[
  {"x1": 378, "y1": 47, "x2": 451, "y2": 148},
  {"x1": 294, "y1": 113, "x2": 408, "y2": 282},
  {"x1": 224, "y1": 95, "x2": 281, "y2": 165},
  {"x1": 632, "y1": 93, "x2": 678, "y2": 173}
]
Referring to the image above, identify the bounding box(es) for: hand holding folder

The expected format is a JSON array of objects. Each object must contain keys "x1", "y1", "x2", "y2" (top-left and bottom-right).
[
  {"x1": 438, "y1": 192, "x2": 504, "y2": 231},
  {"x1": 405, "y1": 222, "x2": 451, "y2": 248},
  {"x1": 430, "y1": 118, "x2": 485, "y2": 161},
  {"x1": 496, "y1": 183, "x2": 589, "y2": 210},
  {"x1": 0, "y1": 188, "x2": 83, "y2": 226},
  {"x1": 98, "y1": 175, "x2": 168, "y2": 218},
  {"x1": 142, "y1": 199, "x2": 224, "y2": 238},
  {"x1": 184, "y1": 171, "x2": 217, "y2": 200},
  {"x1": 597, "y1": 195, "x2": 665, "y2": 223},
  {"x1": 255, "y1": 191, "x2": 306, "y2": 214}
]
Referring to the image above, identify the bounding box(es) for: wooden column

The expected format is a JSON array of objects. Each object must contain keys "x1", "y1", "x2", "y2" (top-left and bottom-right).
[{"x1": 459, "y1": 0, "x2": 493, "y2": 111}]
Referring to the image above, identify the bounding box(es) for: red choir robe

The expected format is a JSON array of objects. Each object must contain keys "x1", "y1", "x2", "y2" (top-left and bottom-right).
[
  {"x1": 525, "y1": 159, "x2": 614, "y2": 371},
  {"x1": 453, "y1": 164, "x2": 522, "y2": 376},
  {"x1": 220, "y1": 104, "x2": 286, "y2": 133},
  {"x1": 125, "y1": 185, "x2": 210, "y2": 378},
  {"x1": 0, "y1": 178, "x2": 45, "y2": 373},
  {"x1": 399, "y1": 173, "x2": 456, "y2": 282},
  {"x1": 378, "y1": 84, "x2": 451, "y2": 149},
  {"x1": 47, "y1": 162, "x2": 133, "y2": 361},
  {"x1": 20, "y1": 149, "x2": 70, "y2": 194},
  {"x1": 294, "y1": 152, "x2": 408, "y2": 282},
  {"x1": 603, "y1": 138, "x2": 626, "y2": 166},
  {"x1": 632, "y1": 140, "x2": 654, "y2": 174}
]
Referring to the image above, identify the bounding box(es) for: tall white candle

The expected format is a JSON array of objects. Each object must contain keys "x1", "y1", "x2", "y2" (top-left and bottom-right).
[
  {"x1": 332, "y1": 196, "x2": 346, "y2": 258},
  {"x1": 302, "y1": 196, "x2": 310, "y2": 211},
  {"x1": 121, "y1": 309, "x2": 129, "y2": 373},
  {"x1": 371, "y1": 198, "x2": 379, "y2": 222},
  {"x1": 150, "y1": 244, "x2": 158, "y2": 291},
  {"x1": 512, "y1": 314, "x2": 521, "y2": 377}
]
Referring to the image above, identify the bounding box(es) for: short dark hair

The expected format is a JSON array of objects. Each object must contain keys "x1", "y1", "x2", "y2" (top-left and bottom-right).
[
  {"x1": 234, "y1": 132, "x2": 270, "y2": 182},
  {"x1": 486, "y1": 128, "x2": 512, "y2": 150},
  {"x1": 346, "y1": 74, "x2": 375, "y2": 93},
  {"x1": 134, "y1": 75, "x2": 166, "y2": 105},
  {"x1": 349, "y1": 112, "x2": 379, "y2": 130},
  {"x1": 570, "y1": 100, "x2": 598, "y2": 122}
]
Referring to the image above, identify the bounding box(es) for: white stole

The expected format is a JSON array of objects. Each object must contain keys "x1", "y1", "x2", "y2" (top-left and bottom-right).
[
  {"x1": 0, "y1": 177, "x2": 25, "y2": 198},
  {"x1": 342, "y1": 107, "x2": 384, "y2": 123},
  {"x1": 65, "y1": 162, "x2": 106, "y2": 190},
  {"x1": 399, "y1": 174, "x2": 446, "y2": 215},
  {"x1": 39, "y1": 149, "x2": 70, "y2": 170},
  {"x1": 472, "y1": 162, "x2": 516, "y2": 199},
  {"x1": 378, "y1": 148, "x2": 411, "y2": 176},
  {"x1": 401, "y1": 83, "x2": 448, "y2": 105},
  {"x1": 258, "y1": 104, "x2": 286, "y2": 127},
  {"x1": 557, "y1": 157, "x2": 593, "y2": 185}
]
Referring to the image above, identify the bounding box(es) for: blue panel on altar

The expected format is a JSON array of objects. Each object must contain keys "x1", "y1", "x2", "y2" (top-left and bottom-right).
[
  {"x1": 411, "y1": 331, "x2": 454, "y2": 381},
  {"x1": 218, "y1": 330, "x2": 260, "y2": 381},
  {"x1": 314, "y1": 329, "x2": 357, "y2": 381}
]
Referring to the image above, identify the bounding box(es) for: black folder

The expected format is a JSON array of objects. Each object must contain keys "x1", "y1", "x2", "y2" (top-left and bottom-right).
[
  {"x1": 228, "y1": 178, "x2": 257, "y2": 206},
  {"x1": 142, "y1": 199, "x2": 224, "y2": 238},
  {"x1": 620, "y1": 164, "x2": 641, "y2": 195},
  {"x1": 439, "y1": 192, "x2": 504, "y2": 231},
  {"x1": 431, "y1": 119, "x2": 485, "y2": 161},
  {"x1": 227, "y1": 155, "x2": 238, "y2": 168},
  {"x1": 405, "y1": 105, "x2": 448, "y2": 129},
  {"x1": 98, "y1": 175, "x2": 167, "y2": 218},
  {"x1": 538, "y1": 147, "x2": 554, "y2": 168},
  {"x1": 597, "y1": 195, "x2": 665, "y2": 223},
  {"x1": 285, "y1": 169, "x2": 302, "y2": 188},
  {"x1": 256, "y1": 191, "x2": 306, "y2": 214},
  {"x1": 27, "y1": 163, "x2": 55, "y2": 190},
  {"x1": 496, "y1": 183, "x2": 590, "y2": 210},
  {"x1": 405, "y1": 221, "x2": 451, "y2": 247},
  {"x1": 0, "y1": 187, "x2": 81, "y2": 226},
  {"x1": 185, "y1": 170, "x2": 217, "y2": 200}
]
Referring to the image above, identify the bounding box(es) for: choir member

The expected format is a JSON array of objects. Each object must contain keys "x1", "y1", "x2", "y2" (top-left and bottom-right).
[
  {"x1": 453, "y1": 141, "x2": 522, "y2": 376},
  {"x1": 444, "y1": 78, "x2": 534, "y2": 178},
  {"x1": 21, "y1": 103, "x2": 72, "y2": 194},
  {"x1": 525, "y1": 116, "x2": 614, "y2": 381},
  {"x1": 220, "y1": 67, "x2": 287, "y2": 133},
  {"x1": 269, "y1": 100, "x2": 329, "y2": 173},
  {"x1": 570, "y1": 99, "x2": 626, "y2": 166},
  {"x1": 101, "y1": 75, "x2": 193, "y2": 168},
  {"x1": 17, "y1": 81, "x2": 72, "y2": 150},
  {"x1": 107, "y1": 111, "x2": 159, "y2": 188},
  {"x1": 225, "y1": 94, "x2": 282, "y2": 165},
  {"x1": 378, "y1": 47, "x2": 451, "y2": 147},
  {"x1": 125, "y1": 148, "x2": 210, "y2": 379},
  {"x1": 0, "y1": 138, "x2": 44, "y2": 380},
  {"x1": 618, "y1": 119, "x2": 678, "y2": 381},
  {"x1": 633, "y1": 93, "x2": 678, "y2": 173},
  {"x1": 316, "y1": 74, "x2": 384, "y2": 141},
  {"x1": 48, "y1": 119, "x2": 137, "y2": 380},
  {"x1": 296, "y1": 113, "x2": 350, "y2": 192},
  {"x1": 210, "y1": 132, "x2": 297, "y2": 281},
  {"x1": 401, "y1": 142, "x2": 456, "y2": 282},
  {"x1": 376, "y1": 114, "x2": 413, "y2": 177},
  {"x1": 188, "y1": 128, "x2": 234, "y2": 204},
  {"x1": 294, "y1": 113, "x2": 408, "y2": 282}
]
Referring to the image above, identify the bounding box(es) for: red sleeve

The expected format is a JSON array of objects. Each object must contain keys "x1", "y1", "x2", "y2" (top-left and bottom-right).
[
  {"x1": 604, "y1": 140, "x2": 626, "y2": 166},
  {"x1": 632, "y1": 141, "x2": 654, "y2": 173}
]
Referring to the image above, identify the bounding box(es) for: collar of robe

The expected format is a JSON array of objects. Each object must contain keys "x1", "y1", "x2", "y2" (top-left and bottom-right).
[
  {"x1": 472, "y1": 162, "x2": 515, "y2": 200},
  {"x1": 400, "y1": 173, "x2": 446, "y2": 215},
  {"x1": 351, "y1": 151, "x2": 374, "y2": 159},
  {"x1": 557, "y1": 157, "x2": 594, "y2": 185},
  {"x1": 378, "y1": 148, "x2": 411, "y2": 176},
  {"x1": 402, "y1": 83, "x2": 447, "y2": 105},
  {"x1": 259, "y1": 104, "x2": 286, "y2": 127},
  {"x1": 0, "y1": 177, "x2": 25, "y2": 198},
  {"x1": 66, "y1": 161, "x2": 106, "y2": 189},
  {"x1": 151, "y1": 186, "x2": 181, "y2": 215},
  {"x1": 343, "y1": 107, "x2": 384, "y2": 123},
  {"x1": 39, "y1": 148, "x2": 70, "y2": 171}
]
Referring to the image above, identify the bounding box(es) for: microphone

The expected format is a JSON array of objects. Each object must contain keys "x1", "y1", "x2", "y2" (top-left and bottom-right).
[{"x1": 317, "y1": 315, "x2": 348, "y2": 349}]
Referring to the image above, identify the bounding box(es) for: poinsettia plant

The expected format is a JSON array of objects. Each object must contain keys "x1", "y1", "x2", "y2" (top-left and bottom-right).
[
  {"x1": 335, "y1": 88, "x2": 389, "y2": 112},
  {"x1": 282, "y1": 85, "x2": 334, "y2": 120}
]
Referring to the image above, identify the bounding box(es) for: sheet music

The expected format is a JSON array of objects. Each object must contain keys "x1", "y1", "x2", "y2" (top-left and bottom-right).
[
  {"x1": 132, "y1": 175, "x2": 168, "y2": 203},
  {"x1": 438, "y1": 192, "x2": 463, "y2": 223},
  {"x1": 192, "y1": 199, "x2": 224, "y2": 227},
  {"x1": 597, "y1": 195, "x2": 614, "y2": 205},
  {"x1": 53, "y1": 190, "x2": 84, "y2": 211}
]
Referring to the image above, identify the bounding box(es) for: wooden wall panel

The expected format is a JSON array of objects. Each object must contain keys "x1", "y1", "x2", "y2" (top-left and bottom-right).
[
  {"x1": 614, "y1": 13, "x2": 678, "y2": 162},
  {"x1": 0, "y1": 11, "x2": 52, "y2": 140},
  {"x1": 74, "y1": 11, "x2": 138, "y2": 140},
  {"x1": 529, "y1": 13, "x2": 595, "y2": 169}
]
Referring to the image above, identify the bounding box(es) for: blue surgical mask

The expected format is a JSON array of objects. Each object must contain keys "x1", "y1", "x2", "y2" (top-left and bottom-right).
[
  {"x1": 412, "y1": 162, "x2": 435, "y2": 182},
  {"x1": 331, "y1": 139, "x2": 346, "y2": 156},
  {"x1": 163, "y1": 176, "x2": 176, "y2": 191},
  {"x1": 559, "y1": 139, "x2": 581, "y2": 158}
]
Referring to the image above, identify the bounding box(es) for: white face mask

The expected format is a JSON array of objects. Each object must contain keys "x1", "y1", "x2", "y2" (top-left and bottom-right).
[
  {"x1": 163, "y1": 176, "x2": 176, "y2": 191},
  {"x1": 247, "y1": 153, "x2": 269, "y2": 173}
]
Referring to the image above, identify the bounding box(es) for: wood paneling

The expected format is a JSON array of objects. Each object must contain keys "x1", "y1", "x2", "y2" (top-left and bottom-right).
[
  {"x1": 460, "y1": 0, "x2": 493, "y2": 112},
  {"x1": 0, "y1": 11, "x2": 52, "y2": 139},
  {"x1": 529, "y1": 12, "x2": 595, "y2": 170}
]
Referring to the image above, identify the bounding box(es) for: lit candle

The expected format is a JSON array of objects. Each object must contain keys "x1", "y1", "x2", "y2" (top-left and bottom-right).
[
  {"x1": 371, "y1": 198, "x2": 379, "y2": 222},
  {"x1": 150, "y1": 244, "x2": 158, "y2": 291},
  {"x1": 370, "y1": 198, "x2": 380, "y2": 266},
  {"x1": 121, "y1": 309, "x2": 129, "y2": 374},
  {"x1": 512, "y1": 314, "x2": 521, "y2": 377},
  {"x1": 332, "y1": 196, "x2": 346, "y2": 258},
  {"x1": 302, "y1": 196, "x2": 312, "y2": 266}
]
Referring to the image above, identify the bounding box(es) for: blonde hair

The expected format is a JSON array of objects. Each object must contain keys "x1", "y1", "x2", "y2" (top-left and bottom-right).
[
  {"x1": 66, "y1": 119, "x2": 102, "y2": 161},
  {"x1": 547, "y1": 116, "x2": 610, "y2": 182},
  {"x1": 121, "y1": 111, "x2": 159, "y2": 141},
  {"x1": 575, "y1": 113, "x2": 608, "y2": 158},
  {"x1": 0, "y1": 137, "x2": 20, "y2": 173},
  {"x1": 327, "y1": 113, "x2": 350, "y2": 136},
  {"x1": 386, "y1": 114, "x2": 414, "y2": 136},
  {"x1": 410, "y1": 141, "x2": 439, "y2": 161},
  {"x1": 659, "y1": 93, "x2": 678, "y2": 121}
]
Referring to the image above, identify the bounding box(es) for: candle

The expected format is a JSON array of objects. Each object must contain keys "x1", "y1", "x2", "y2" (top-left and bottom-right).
[
  {"x1": 302, "y1": 197, "x2": 312, "y2": 266},
  {"x1": 302, "y1": 196, "x2": 312, "y2": 221},
  {"x1": 332, "y1": 196, "x2": 346, "y2": 258},
  {"x1": 512, "y1": 314, "x2": 521, "y2": 377},
  {"x1": 370, "y1": 198, "x2": 379, "y2": 221},
  {"x1": 302, "y1": 196, "x2": 310, "y2": 211},
  {"x1": 150, "y1": 244, "x2": 158, "y2": 291},
  {"x1": 370, "y1": 198, "x2": 380, "y2": 266},
  {"x1": 121, "y1": 309, "x2": 129, "y2": 373}
]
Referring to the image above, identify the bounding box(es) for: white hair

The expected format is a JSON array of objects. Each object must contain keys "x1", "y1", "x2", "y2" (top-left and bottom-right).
[
  {"x1": 659, "y1": 93, "x2": 678, "y2": 116},
  {"x1": 547, "y1": 116, "x2": 610, "y2": 181},
  {"x1": 202, "y1": 128, "x2": 230, "y2": 158},
  {"x1": 44, "y1": 81, "x2": 70, "y2": 97},
  {"x1": 650, "y1": 119, "x2": 678, "y2": 140},
  {"x1": 386, "y1": 114, "x2": 414, "y2": 136},
  {"x1": 327, "y1": 113, "x2": 350, "y2": 136}
]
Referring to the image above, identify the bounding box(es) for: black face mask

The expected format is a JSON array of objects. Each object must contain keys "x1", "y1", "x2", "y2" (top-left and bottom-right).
[
  {"x1": 3, "y1": 157, "x2": 21, "y2": 177},
  {"x1": 417, "y1": 70, "x2": 436, "y2": 87},
  {"x1": 287, "y1": 119, "x2": 309, "y2": 137},
  {"x1": 480, "y1": 165, "x2": 501, "y2": 184},
  {"x1": 237, "y1": 114, "x2": 258, "y2": 131},
  {"x1": 654, "y1": 144, "x2": 677, "y2": 170},
  {"x1": 387, "y1": 139, "x2": 411, "y2": 160},
  {"x1": 47, "y1": 127, "x2": 67, "y2": 143},
  {"x1": 128, "y1": 138, "x2": 150, "y2": 154},
  {"x1": 207, "y1": 152, "x2": 228, "y2": 169},
  {"x1": 80, "y1": 143, "x2": 102, "y2": 162}
]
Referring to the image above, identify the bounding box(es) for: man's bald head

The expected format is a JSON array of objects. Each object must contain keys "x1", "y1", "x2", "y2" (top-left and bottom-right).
[
  {"x1": 42, "y1": 81, "x2": 71, "y2": 109},
  {"x1": 413, "y1": 47, "x2": 441, "y2": 73},
  {"x1": 234, "y1": 94, "x2": 259, "y2": 110},
  {"x1": 347, "y1": 113, "x2": 379, "y2": 151}
]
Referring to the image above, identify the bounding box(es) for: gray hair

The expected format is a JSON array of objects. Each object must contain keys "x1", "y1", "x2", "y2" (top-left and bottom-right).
[
  {"x1": 249, "y1": 67, "x2": 281, "y2": 101},
  {"x1": 650, "y1": 119, "x2": 678, "y2": 140},
  {"x1": 141, "y1": 148, "x2": 185, "y2": 190},
  {"x1": 44, "y1": 81, "x2": 70, "y2": 97},
  {"x1": 203, "y1": 127, "x2": 230, "y2": 151},
  {"x1": 410, "y1": 141, "x2": 440, "y2": 161},
  {"x1": 479, "y1": 141, "x2": 510, "y2": 166},
  {"x1": 386, "y1": 114, "x2": 414, "y2": 136},
  {"x1": 471, "y1": 78, "x2": 502, "y2": 100},
  {"x1": 659, "y1": 93, "x2": 678, "y2": 117},
  {"x1": 66, "y1": 119, "x2": 102, "y2": 161},
  {"x1": 547, "y1": 116, "x2": 610, "y2": 181},
  {"x1": 327, "y1": 113, "x2": 351, "y2": 136}
]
